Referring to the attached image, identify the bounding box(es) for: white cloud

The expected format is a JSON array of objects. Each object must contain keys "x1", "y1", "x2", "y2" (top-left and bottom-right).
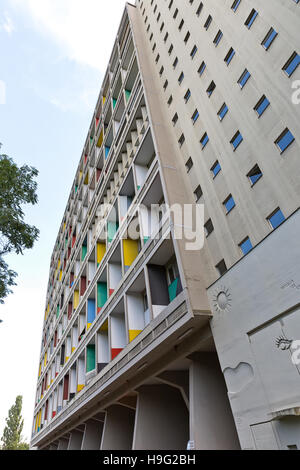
[
  {"x1": 0, "y1": 11, "x2": 14, "y2": 34},
  {"x1": 9, "y1": 0, "x2": 129, "y2": 71}
]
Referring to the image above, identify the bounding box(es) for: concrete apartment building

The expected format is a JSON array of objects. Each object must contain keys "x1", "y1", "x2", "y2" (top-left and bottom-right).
[{"x1": 31, "y1": 0, "x2": 300, "y2": 450}]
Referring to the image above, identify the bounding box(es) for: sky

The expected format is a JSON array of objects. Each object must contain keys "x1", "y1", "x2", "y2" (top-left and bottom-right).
[{"x1": 0, "y1": 0, "x2": 128, "y2": 443}]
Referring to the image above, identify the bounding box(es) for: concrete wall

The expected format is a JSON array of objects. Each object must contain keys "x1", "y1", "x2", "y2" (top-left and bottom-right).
[
  {"x1": 189, "y1": 354, "x2": 240, "y2": 450},
  {"x1": 81, "y1": 419, "x2": 104, "y2": 450},
  {"x1": 133, "y1": 384, "x2": 189, "y2": 450},
  {"x1": 101, "y1": 405, "x2": 135, "y2": 450},
  {"x1": 208, "y1": 210, "x2": 300, "y2": 449}
]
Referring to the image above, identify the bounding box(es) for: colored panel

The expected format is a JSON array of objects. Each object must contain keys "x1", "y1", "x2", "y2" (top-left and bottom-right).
[
  {"x1": 97, "y1": 243, "x2": 106, "y2": 265},
  {"x1": 80, "y1": 276, "x2": 87, "y2": 296},
  {"x1": 74, "y1": 291, "x2": 80, "y2": 310},
  {"x1": 97, "y1": 282, "x2": 108, "y2": 313},
  {"x1": 123, "y1": 239, "x2": 139, "y2": 268},
  {"x1": 87, "y1": 299, "x2": 96, "y2": 326},
  {"x1": 111, "y1": 348, "x2": 123, "y2": 360},
  {"x1": 56, "y1": 305, "x2": 60, "y2": 319},
  {"x1": 63, "y1": 375, "x2": 69, "y2": 401},
  {"x1": 129, "y1": 330, "x2": 142, "y2": 343},
  {"x1": 100, "y1": 320, "x2": 108, "y2": 332},
  {"x1": 77, "y1": 384, "x2": 85, "y2": 393},
  {"x1": 168, "y1": 278, "x2": 178, "y2": 303},
  {"x1": 125, "y1": 89, "x2": 131, "y2": 101},
  {"x1": 113, "y1": 98, "x2": 117, "y2": 108},
  {"x1": 97, "y1": 129, "x2": 103, "y2": 148},
  {"x1": 82, "y1": 244, "x2": 88, "y2": 261},
  {"x1": 107, "y1": 221, "x2": 119, "y2": 244},
  {"x1": 105, "y1": 146, "x2": 110, "y2": 159},
  {"x1": 86, "y1": 345, "x2": 96, "y2": 372}
]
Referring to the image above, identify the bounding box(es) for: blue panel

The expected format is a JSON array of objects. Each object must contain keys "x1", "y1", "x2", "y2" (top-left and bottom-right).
[
  {"x1": 87, "y1": 299, "x2": 96, "y2": 325},
  {"x1": 269, "y1": 210, "x2": 285, "y2": 229}
]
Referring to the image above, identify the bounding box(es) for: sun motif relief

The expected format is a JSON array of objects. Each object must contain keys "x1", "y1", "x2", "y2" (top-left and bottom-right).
[{"x1": 212, "y1": 286, "x2": 232, "y2": 313}]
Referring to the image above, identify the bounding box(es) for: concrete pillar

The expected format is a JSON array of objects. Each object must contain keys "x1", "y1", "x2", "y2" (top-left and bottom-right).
[
  {"x1": 101, "y1": 405, "x2": 135, "y2": 450},
  {"x1": 189, "y1": 353, "x2": 240, "y2": 450},
  {"x1": 67, "y1": 430, "x2": 83, "y2": 450},
  {"x1": 133, "y1": 384, "x2": 189, "y2": 450},
  {"x1": 57, "y1": 438, "x2": 69, "y2": 450},
  {"x1": 81, "y1": 419, "x2": 104, "y2": 450}
]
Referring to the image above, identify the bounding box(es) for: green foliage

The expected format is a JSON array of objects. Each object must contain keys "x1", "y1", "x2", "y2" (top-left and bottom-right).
[
  {"x1": 1, "y1": 396, "x2": 29, "y2": 450},
  {"x1": 0, "y1": 145, "x2": 39, "y2": 303}
]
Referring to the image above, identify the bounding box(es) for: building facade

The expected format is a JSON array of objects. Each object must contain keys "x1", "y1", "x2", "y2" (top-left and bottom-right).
[{"x1": 31, "y1": 0, "x2": 300, "y2": 450}]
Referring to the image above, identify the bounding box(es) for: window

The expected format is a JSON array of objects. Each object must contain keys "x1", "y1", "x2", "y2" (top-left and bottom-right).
[
  {"x1": 196, "y1": 2, "x2": 203, "y2": 16},
  {"x1": 224, "y1": 48, "x2": 235, "y2": 65},
  {"x1": 178, "y1": 134, "x2": 185, "y2": 146},
  {"x1": 167, "y1": 95, "x2": 173, "y2": 106},
  {"x1": 238, "y1": 69, "x2": 251, "y2": 88},
  {"x1": 239, "y1": 237, "x2": 253, "y2": 255},
  {"x1": 204, "y1": 219, "x2": 214, "y2": 237},
  {"x1": 192, "y1": 109, "x2": 199, "y2": 123},
  {"x1": 204, "y1": 15, "x2": 212, "y2": 30},
  {"x1": 213, "y1": 30, "x2": 223, "y2": 46},
  {"x1": 245, "y1": 9, "x2": 258, "y2": 29},
  {"x1": 178, "y1": 72, "x2": 184, "y2": 84},
  {"x1": 216, "y1": 260, "x2": 227, "y2": 276},
  {"x1": 218, "y1": 103, "x2": 229, "y2": 121},
  {"x1": 198, "y1": 61, "x2": 206, "y2": 76},
  {"x1": 247, "y1": 164, "x2": 263, "y2": 186},
  {"x1": 231, "y1": 131, "x2": 243, "y2": 150},
  {"x1": 254, "y1": 95, "x2": 270, "y2": 117},
  {"x1": 184, "y1": 31, "x2": 191, "y2": 43},
  {"x1": 172, "y1": 113, "x2": 178, "y2": 125},
  {"x1": 282, "y1": 52, "x2": 300, "y2": 77},
  {"x1": 173, "y1": 57, "x2": 178, "y2": 68},
  {"x1": 206, "y1": 81, "x2": 216, "y2": 97},
  {"x1": 184, "y1": 89, "x2": 191, "y2": 102},
  {"x1": 200, "y1": 132, "x2": 209, "y2": 149},
  {"x1": 275, "y1": 128, "x2": 295, "y2": 153},
  {"x1": 262, "y1": 27, "x2": 278, "y2": 50},
  {"x1": 179, "y1": 19, "x2": 184, "y2": 31},
  {"x1": 194, "y1": 185, "x2": 203, "y2": 202},
  {"x1": 211, "y1": 161, "x2": 221, "y2": 178},
  {"x1": 267, "y1": 208, "x2": 285, "y2": 229},
  {"x1": 168, "y1": 44, "x2": 173, "y2": 55},
  {"x1": 223, "y1": 195, "x2": 236, "y2": 213},
  {"x1": 190, "y1": 45, "x2": 198, "y2": 58},
  {"x1": 231, "y1": 0, "x2": 241, "y2": 12},
  {"x1": 185, "y1": 158, "x2": 193, "y2": 172}
]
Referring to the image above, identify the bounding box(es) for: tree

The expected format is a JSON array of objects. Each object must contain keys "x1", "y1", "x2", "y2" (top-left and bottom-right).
[
  {"x1": 1, "y1": 396, "x2": 29, "y2": 450},
  {"x1": 0, "y1": 145, "x2": 39, "y2": 303}
]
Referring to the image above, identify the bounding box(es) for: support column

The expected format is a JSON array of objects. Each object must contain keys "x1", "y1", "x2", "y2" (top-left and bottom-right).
[
  {"x1": 100, "y1": 405, "x2": 135, "y2": 450},
  {"x1": 81, "y1": 419, "x2": 104, "y2": 450},
  {"x1": 189, "y1": 353, "x2": 240, "y2": 450},
  {"x1": 67, "y1": 430, "x2": 84, "y2": 450},
  {"x1": 57, "y1": 437, "x2": 69, "y2": 450},
  {"x1": 133, "y1": 384, "x2": 189, "y2": 450}
]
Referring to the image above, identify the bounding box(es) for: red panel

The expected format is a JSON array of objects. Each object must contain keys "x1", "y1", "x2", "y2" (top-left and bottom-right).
[
  {"x1": 68, "y1": 302, "x2": 73, "y2": 320},
  {"x1": 109, "y1": 289, "x2": 114, "y2": 297},
  {"x1": 52, "y1": 411, "x2": 56, "y2": 419},
  {"x1": 44, "y1": 400, "x2": 49, "y2": 421},
  {"x1": 63, "y1": 375, "x2": 69, "y2": 401},
  {"x1": 97, "y1": 307, "x2": 101, "y2": 315},
  {"x1": 80, "y1": 276, "x2": 87, "y2": 296},
  {"x1": 111, "y1": 348, "x2": 123, "y2": 360},
  {"x1": 68, "y1": 247, "x2": 71, "y2": 259},
  {"x1": 97, "y1": 169, "x2": 102, "y2": 181},
  {"x1": 72, "y1": 234, "x2": 76, "y2": 248},
  {"x1": 70, "y1": 273, "x2": 74, "y2": 288},
  {"x1": 54, "y1": 330, "x2": 58, "y2": 348}
]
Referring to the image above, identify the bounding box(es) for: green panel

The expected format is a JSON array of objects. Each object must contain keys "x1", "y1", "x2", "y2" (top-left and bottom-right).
[
  {"x1": 82, "y1": 245, "x2": 88, "y2": 261},
  {"x1": 125, "y1": 89, "x2": 131, "y2": 101},
  {"x1": 86, "y1": 345, "x2": 96, "y2": 373},
  {"x1": 107, "y1": 221, "x2": 119, "y2": 244},
  {"x1": 75, "y1": 185, "x2": 78, "y2": 194},
  {"x1": 113, "y1": 98, "x2": 117, "y2": 108},
  {"x1": 56, "y1": 305, "x2": 60, "y2": 319},
  {"x1": 97, "y1": 282, "x2": 108, "y2": 309},
  {"x1": 168, "y1": 278, "x2": 179, "y2": 303}
]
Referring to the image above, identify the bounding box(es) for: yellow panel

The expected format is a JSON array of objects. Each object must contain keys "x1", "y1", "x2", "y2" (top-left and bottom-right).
[
  {"x1": 87, "y1": 323, "x2": 92, "y2": 330},
  {"x1": 74, "y1": 291, "x2": 80, "y2": 309},
  {"x1": 38, "y1": 410, "x2": 42, "y2": 428},
  {"x1": 77, "y1": 384, "x2": 85, "y2": 393},
  {"x1": 65, "y1": 356, "x2": 69, "y2": 363},
  {"x1": 123, "y1": 239, "x2": 139, "y2": 267},
  {"x1": 100, "y1": 320, "x2": 108, "y2": 332},
  {"x1": 129, "y1": 330, "x2": 142, "y2": 343},
  {"x1": 59, "y1": 270, "x2": 62, "y2": 281},
  {"x1": 38, "y1": 363, "x2": 41, "y2": 377},
  {"x1": 103, "y1": 96, "x2": 106, "y2": 105},
  {"x1": 79, "y1": 170, "x2": 83, "y2": 180},
  {"x1": 97, "y1": 129, "x2": 103, "y2": 148},
  {"x1": 72, "y1": 347, "x2": 76, "y2": 353},
  {"x1": 44, "y1": 353, "x2": 47, "y2": 368},
  {"x1": 97, "y1": 243, "x2": 106, "y2": 265},
  {"x1": 84, "y1": 173, "x2": 89, "y2": 185},
  {"x1": 57, "y1": 259, "x2": 61, "y2": 270}
]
